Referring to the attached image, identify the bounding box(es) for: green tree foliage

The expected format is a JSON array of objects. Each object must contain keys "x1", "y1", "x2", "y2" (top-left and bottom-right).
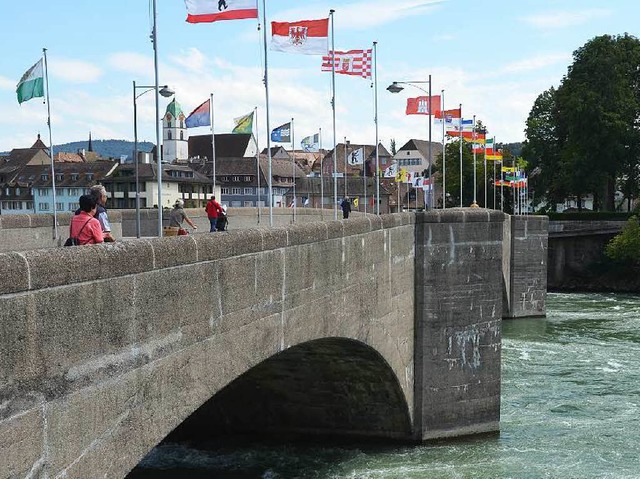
[
  {"x1": 605, "y1": 216, "x2": 640, "y2": 266},
  {"x1": 523, "y1": 34, "x2": 640, "y2": 212}
]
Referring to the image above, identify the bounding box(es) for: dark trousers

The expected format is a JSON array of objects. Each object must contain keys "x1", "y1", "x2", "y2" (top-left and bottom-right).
[{"x1": 209, "y1": 217, "x2": 217, "y2": 232}]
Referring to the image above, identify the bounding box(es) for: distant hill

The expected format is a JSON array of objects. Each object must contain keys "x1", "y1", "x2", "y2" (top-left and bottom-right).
[
  {"x1": 502, "y1": 142, "x2": 523, "y2": 158},
  {"x1": 54, "y1": 139, "x2": 154, "y2": 160},
  {"x1": 1, "y1": 139, "x2": 154, "y2": 160}
]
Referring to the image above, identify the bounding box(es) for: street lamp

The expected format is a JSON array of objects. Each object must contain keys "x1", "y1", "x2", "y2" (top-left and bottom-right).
[
  {"x1": 133, "y1": 81, "x2": 174, "y2": 238},
  {"x1": 387, "y1": 75, "x2": 433, "y2": 209}
]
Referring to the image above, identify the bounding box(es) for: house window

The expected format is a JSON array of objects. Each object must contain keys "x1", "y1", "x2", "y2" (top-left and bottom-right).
[
  {"x1": 180, "y1": 120, "x2": 184, "y2": 128},
  {"x1": 221, "y1": 188, "x2": 230, "y2": 195},
  {"x1": 38, "y1": 188, "x2": 48, "y2": 196},
  {"x1": 15, "y1": 187, "x2": 20, "y2": 195},
  {"x1": 168, "y1": 131, "x2": 172, "y2": 140},
  {"x1": 180, "y1": 131, "x2": 184, "y2": 140},
  {"x1": 232, "y1": 176, "x2": 240, "y2": 182},
  {"x1": 71, "y1": 173, "x2": 79, "y2": 181},
  {"x1": 86, "y1": 173, "x2": 93, "y2": 181},
  {"x1": 244, "y1": 176, "x2": 251, "y2": 181},
  {"x1": 26, "y1": 201, "x2": 33, "y2": 210},
  {"x1": 244, "y1": 188, "x2": 253, "y2": 195},
  {"x1": 56, "y1": 202, "x2": 64, "y2": 211},
  {"x1": 231, "y1": 188, "x2": 242, "y2": 195},
  {"x1": 244, "y1": 201, "x2": 253, "y2": 207},
  {"x1": 56, "y1": 188, "x2": 65, "y2": 196},
  {"x1": 41, "y1": 174, "x2": 49, "y2": 181},
  {"x1": 56, "y1": 173, "x2": 64, "y2": 181},
  {"x1": 168, "y1": 120, "x2": 172, "y2": 128},
  {"x1": 68, "y1": 202, "x2": 79, "y2": 211}
]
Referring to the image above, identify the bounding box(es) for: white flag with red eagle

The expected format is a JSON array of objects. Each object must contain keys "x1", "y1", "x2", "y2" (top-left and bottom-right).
[
  {"x1": 271, "y1": 18, "x2": 329, "y2": 55},
  {"x1": 321, "y1": 49, "x2": 372, "y2": 79}
]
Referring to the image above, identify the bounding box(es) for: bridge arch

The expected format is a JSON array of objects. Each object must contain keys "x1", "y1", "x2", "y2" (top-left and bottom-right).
[{"x1": 165, "y1": 337, "x2": 412, "y2": 445}]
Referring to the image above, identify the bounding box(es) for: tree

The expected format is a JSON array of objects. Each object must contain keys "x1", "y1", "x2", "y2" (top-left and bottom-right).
[
  {"x1": 524, "y1": 34, "x2": 640, "y2": 211},
  {"x1": 390, "y1": 138, "x2": 397, "y2": 155},
  {"x1": 605, "y1": 216, "x2": 640, "y2": 267}
]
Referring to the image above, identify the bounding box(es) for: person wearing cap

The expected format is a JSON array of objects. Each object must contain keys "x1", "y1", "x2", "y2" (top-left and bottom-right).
[{"x1": 169, "y1": 199, "x2": 197, "y2": 234}]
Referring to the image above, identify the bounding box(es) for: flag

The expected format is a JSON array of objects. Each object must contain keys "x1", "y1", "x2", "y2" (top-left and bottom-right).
[
  {"x1": 321, "y1": 49, "x2": 372, "y2": 79},
  {"x1": 446, "y1": 118, "x2": 473, "y2": 132},
  {"x1": 406, "y1": 95, "x2": 441, "y2": 115},
  {"x1": 435, "y1": 116, "x2": 461, "y2": 129},
  {"x1": 16, "y1": 59, "x2": 44, "y2": 105},
  {"x1": 446, "y1": 131, "x2": 486, "y2": 142},
  {"x1": 352, "y1": 197, "x2": 359, "y2": 208},
  {"x1": 271, "y1": 18, "x2": 329, "y2": 55},
  {"x1": 301, "y1": 133, "x2": 319, "y2": 152},
  {"x1": 184, "y1": 0, "x2": 258, "y2": 23},
  {"x1": 383, "y1": 162, "x2": 398, "y2": 178},
  {"x1": 185, "y1": 99, "x2": 211, "y2": 128},
  {"x1": 232, "y1": 111, "x2": 254, "y2": 134},
  {"x1": 435, "y1": 108, "x2": 461, "y2": 119},
  {"x1": 348, "y1": 147, "x2": 364, "y2": 165},
  {"x1": 486, "y1": 152, "x2": 503, "y2": 161},
  {"x1": 271, "y1": 122, "x2": 291, "y2": 142}
]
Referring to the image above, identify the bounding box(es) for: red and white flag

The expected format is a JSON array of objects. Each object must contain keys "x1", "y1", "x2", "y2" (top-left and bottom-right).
[
  {"x1": 321, "y1": 49, "x2": 372, "y2": 78},
  {"x1": 406, "y1": 95, "x2": 441, "y2": 115},
  {"x1": 271, "y1": 18, "x2": 329, "y2": 55},
  {"x1": 184, "y1": 0, "x2": 258, "y2": 23}
]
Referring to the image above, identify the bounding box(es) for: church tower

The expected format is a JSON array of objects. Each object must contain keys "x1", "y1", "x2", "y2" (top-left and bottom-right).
[{"x1": 162, "y1": 99, "x2": 188, "y2": 163}]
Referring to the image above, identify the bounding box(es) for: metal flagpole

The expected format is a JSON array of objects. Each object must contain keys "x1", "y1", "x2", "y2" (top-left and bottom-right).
[
  {"x1": 344, "y1": 137, "x2": 348, "y2": 200},
  {"x1": 363, "y1": 144, "x2": 367, "y2": 214},
  {"x1": 492, "y1": 136, "x2": 496, "y2": 210},
  {"x1": 373, "y1": 41, "x2": 380, "y2": 215},
  {"x1": 441, "y1": 89, "x2": 446, "y2": 209},
  {"x1": 254, "y1": 106, "x2": 261, "y2": 224},
  {"x1": 319, "y1": 127, "x2": 324, "y2": 218},
  {"x1": 483, "y1": 128, "x2": 487, "y2": 208},
  {"x1": 330, "y1": 9, "x2": 338, "y2": 220},
  {"x1": 459, "y1": 103, "x2": 463, "y2": 207},
  {"x1": 210, "y1": 93, "x2": 216, "y2": 196},
  {"x1": 152, "y1": 0, "x2": 163, "y2": 236},
  {"x1": 133, "y1": 80, "x2": 141, "y2": 238},
  {"x1": 472, "y1": 114, "x2": 477, "y2": 206},
  {"x1": 427, "y1": 74, "x2": 432, "y2": 209},
  {"x1": 261, "y1": 0, "x2": 273, "y2": 226},
  {"x1": 42, "y1": 48, "x2": 58, "y2": 240},
  {"x1": 291, "y1": 117, "x2": 296, "y2": 222}
]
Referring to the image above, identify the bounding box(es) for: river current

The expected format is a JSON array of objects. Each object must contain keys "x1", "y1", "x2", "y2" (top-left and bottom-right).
[{"x1": 128, "y1": 292, "x2": 640, "y2": 478}]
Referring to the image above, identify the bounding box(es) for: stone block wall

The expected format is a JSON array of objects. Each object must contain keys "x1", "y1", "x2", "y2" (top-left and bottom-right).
[{"x1": 413, "y1": 208, "x2": 505, "y2": 440}]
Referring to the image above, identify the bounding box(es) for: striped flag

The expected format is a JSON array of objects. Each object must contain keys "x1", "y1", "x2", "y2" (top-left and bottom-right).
[
  {"x1": 16, "y1": 59, "x2": 44, "y2": 104},
  {"x1": 321, "y1": 49, "x2": 372, "y2": 79}
]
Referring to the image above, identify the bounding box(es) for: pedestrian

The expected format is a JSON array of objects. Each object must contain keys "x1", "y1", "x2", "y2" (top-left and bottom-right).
[
  {"x1": 216, "y1": 205, "x2": 228, "y2": 232},
  {"x1": 169, "y1": 199, "x2": 197, "y2": 235},
  {"x1": 75, "y1": 185, "x2": 115, "y2": 242},
  {"x1": 69, "y1": 195, "x2": 104, "y2": 245},
  {"x1": 205, "y1": 195, "x2": 224, "y2": 232},
  {"x1": 341, "y1": 196, "x2": 351, "y2": 219}
]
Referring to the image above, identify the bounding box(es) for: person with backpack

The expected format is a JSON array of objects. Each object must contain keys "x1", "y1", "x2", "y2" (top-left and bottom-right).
[
  {"x1": 68, "y1": 195, "x2": 104, "y2": 245},
  {"x1": 205, "y1": 195, "x2": 224, "y2": 232}
]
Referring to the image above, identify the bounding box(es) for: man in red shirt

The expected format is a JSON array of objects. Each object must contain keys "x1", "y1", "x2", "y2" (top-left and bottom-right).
[
  {"x1": 205, "y1": 195, "x2": 224, "y2": 232},
  {"x1": 69, "y1": 195, "x2": 104, "y2": 245}
]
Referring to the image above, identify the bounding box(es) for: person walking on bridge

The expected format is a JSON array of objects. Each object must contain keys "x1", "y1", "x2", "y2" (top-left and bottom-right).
[
  {"x1": 205, "y1": 195, "x2": 224, "y2": 232},
  {"x1": 341, "y1": 197, "x2": 351, "y2": 219}
]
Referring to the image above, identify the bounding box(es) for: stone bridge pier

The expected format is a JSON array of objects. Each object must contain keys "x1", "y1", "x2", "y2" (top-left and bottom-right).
[{"x1": 0, "y1": 209, "x2": 545, "y2": 478}]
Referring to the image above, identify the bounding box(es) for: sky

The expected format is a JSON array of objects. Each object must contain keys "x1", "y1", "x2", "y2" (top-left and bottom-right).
[{"x1": 1, "y1": 0, "x2": 638, "y2": 154}]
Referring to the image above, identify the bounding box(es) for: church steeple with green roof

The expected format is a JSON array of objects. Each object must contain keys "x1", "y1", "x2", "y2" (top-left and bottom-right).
[{"x1": 163, "y1": 98, "x2": 188, "y2": 162}]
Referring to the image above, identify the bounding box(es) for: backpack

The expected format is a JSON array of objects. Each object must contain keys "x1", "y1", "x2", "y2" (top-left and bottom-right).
[{"x1": 64, "y1": 218, "x2": 92, "y2": 247}]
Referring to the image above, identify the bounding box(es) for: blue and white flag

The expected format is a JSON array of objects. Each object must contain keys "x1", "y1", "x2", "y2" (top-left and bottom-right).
[
  {"x1": 271, "y1": 122, "x2": 291, "y2": 142},
  {"x1": 301, "y1": 133, "x2": 319, "y2": 152}
]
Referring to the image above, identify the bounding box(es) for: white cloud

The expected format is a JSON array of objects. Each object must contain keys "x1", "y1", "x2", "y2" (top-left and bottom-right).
[
  {"x1": 169, "y1": 48, "x2": 209, "y2": 72},
  {"x1": 49, "y1": 59, "x2": 102, "y2": 84},
  {"x1": 522, "y1": 9, "x2": 612, "y2": 29},
  {"x1": 276, "y1": 0, "x2": 448, "y2": 30},
  {"x1": 500, "y1": 53, "x2": 570, "y2": 74},
  {"x1": 108, "y1": 52, "x2": 155, "y2": 78},
  {"x1": 0, "y1": 76, "x2": 14, "y2": 90}
]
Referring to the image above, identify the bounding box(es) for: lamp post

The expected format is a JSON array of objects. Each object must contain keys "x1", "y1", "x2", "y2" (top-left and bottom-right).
[
  {"x1": 387, "y1": 75, "x2": 433, "y2": 209},
  {"x1": 132, "y1": 81, "x2": 174, "y2": 238}
]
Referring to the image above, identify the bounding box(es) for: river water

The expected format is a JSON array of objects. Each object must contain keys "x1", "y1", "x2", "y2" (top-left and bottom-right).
[{"x1": 128, "y1": 292, "x2": 640, "y2": 478}]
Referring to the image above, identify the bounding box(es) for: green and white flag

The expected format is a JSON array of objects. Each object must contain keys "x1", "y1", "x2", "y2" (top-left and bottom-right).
[
  {"x1": 231, "y1": 111, "x2": 254, "y2": 134},
  {"x1": 16, "y1": 59, "x2": 44, "y2": 104}
]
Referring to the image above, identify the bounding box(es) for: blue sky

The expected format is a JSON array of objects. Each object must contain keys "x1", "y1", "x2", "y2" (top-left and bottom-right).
[{"x1": 1, "y1": 0, "x2": 638, "y2": 153}]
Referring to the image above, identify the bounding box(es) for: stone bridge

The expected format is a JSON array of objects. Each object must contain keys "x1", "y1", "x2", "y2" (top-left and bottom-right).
[{"x1": 0, "y1": 209, "x2": 548, "y2": 478}]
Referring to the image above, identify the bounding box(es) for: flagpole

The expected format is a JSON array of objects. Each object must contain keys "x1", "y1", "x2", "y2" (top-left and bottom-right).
[
  {"x1": 428, "y1": 74, "x2": 432, "y2": 209},
  {"x1": 344, "y1": 137, "x2": 347, "y2": 200},
  {"x1": 42, "y1": 48, "x2": 59, "y2": 240},
  {"x1": 483, "y1": 128, "x2": 487, "y2": 208},
  {"x1": 261, "y1": 0, "x2": 273, "y2": 226},
  {"x1": 152, "y1": 0, "x2": 164, "y2": 236},
  {"x1": 373, "y1": 41, "x2": 380, "y2": 215},
  {"x1": 472, "y1": 114, "x2": 477, "y2": 206},
  {"x1": 441, "y1": 89, "x2": 446, "y2": 209},
  {"x1": 492, "y1": 136, "x2": 496, "y2": 210},
  {"x1": 330, "y1": 9, "x2": 338, "y2": 220},
  {"x1": 319, "y1": 127, "x2": 324, "y2": 218},
  {"x1": 254, "y1": 106, "x2": 261, "y2": 224},
  {"x1": 210, "y1": 93, "x2": 216, "y2": 196},
  {"x1": 459, "y1": 104, "x2": 463, "y2": 207},
  {"x1": 291, "y1": 117, "x2": 296, "y2": 222}
]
